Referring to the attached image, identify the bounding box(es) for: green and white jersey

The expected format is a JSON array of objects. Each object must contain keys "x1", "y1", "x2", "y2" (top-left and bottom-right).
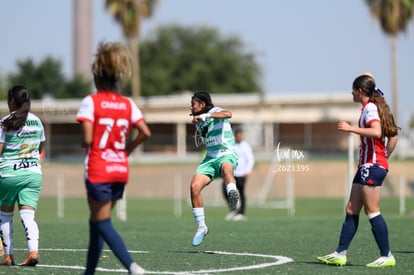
[
  {"x1": 0, "y1": 112, "x2": 45, "y2": 177},
  {"x1": 196, "y1": 107, "x2": 236, "y2": 158}
]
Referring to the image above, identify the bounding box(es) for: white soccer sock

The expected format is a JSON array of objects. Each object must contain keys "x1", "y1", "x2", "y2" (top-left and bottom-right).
[
  {"x1": 0, "y1": 211, "x2": 14, "y2": 255},
  {"x1": 225, "y1": 183, "x2": 237, "y2": 195},
  {"x1": 192, "y1": 207, "x2": 206, "y2": 228},
  {"x1": 337, "y1": 250, "x2": 347, "y2": 256},
  {"x1": 19, "y1": 209, "x2": 39, "y2": 252},
  {"x1": 367, "y1": 212, "x2": 381, "y2": 220}
]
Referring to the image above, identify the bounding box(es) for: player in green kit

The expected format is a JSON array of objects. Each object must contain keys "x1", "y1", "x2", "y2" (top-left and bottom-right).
[
  {"x1": 0, "y1": 85, "x2": 45, "y2": 266},
  {"x1": 190, "y1": 91, "x2": 239, "y2": 246}
]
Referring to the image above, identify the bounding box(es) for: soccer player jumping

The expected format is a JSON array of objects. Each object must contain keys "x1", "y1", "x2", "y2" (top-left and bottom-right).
[{"x1": 190, "y1": 91, "x2": 239, "y2": 246}]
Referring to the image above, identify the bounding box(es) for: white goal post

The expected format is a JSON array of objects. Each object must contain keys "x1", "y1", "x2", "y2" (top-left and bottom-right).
[{"x1": 256, "y1": 147, "x2": 295, "y2": 216}]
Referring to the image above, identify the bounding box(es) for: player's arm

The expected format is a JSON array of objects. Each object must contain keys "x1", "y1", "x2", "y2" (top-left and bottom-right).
[
  {"x1": 39, "y1": 142, "x2": 44, "y2": 154},
  {"x1": 386, "y1": 135, "x2": 398, "y2": 158},
  {"x1": 80, "y1": 121, "x2": 93, "y2": 147},
  {"x1": 210, "y1": 109, "x2": 232, "y2": 119},
  {"x1": 77, "y1": 96, "x2": 94, "y2": 148},
  {"x1": 126, "y1": 120, "x2": 151, "y2": 156},
  {"x1": 338, "y1": 120, "x2": 382, "y2": 139},
  {"x1": 193, "y1": 109, "x2": 232, "y2": 123},
  {"x1": 246, "y1": 144, "x2": 255, "y2": 173}
]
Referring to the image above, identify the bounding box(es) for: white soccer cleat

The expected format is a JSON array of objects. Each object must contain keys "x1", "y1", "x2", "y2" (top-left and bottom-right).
[
  {"x1": 225, "y1": 211, "x2": 237, "y2": 221},
  {"x1": 316, "y1": 251, "x2": 347, "y2": 266},
  {"x1": 129, "y1": 262, "x2": 146, "y2": 275},
  {"x1": 233, "y1": 214, "x2": 247, "y2": 221},
  {"x1": 366, "y1": 255, "x2": 396, "y2": 267},
  {"x1": 192, "y1": 226, "x2": 209, "y2": 246}
]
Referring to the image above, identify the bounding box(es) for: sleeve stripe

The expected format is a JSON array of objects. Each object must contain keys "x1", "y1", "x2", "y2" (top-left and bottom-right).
[
  {"x1": 132, "y1": 117, "x2": 144, "y2": 127},
  {"x1": 366, "y1": 118, "x2": 380, "y2": 125},
  {"x1": 76, "y1": 117, "x2": 94, "y2": 123}
]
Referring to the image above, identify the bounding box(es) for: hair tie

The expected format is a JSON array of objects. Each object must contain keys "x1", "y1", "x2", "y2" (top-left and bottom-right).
[{"x1": 372, "y1": 87, "x2": 384, "y2": 97}]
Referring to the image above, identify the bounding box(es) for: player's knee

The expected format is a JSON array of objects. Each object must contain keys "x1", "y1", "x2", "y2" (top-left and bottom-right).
[
  {"x1": 221, "y1": 163, "x2": 233, "y2": 173},
  {"x1": 190, "y1": 181, "x2": 202, "y2": 195}
]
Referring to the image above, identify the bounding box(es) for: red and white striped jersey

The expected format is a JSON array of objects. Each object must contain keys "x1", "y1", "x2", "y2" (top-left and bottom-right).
[
  {"x1": 358, "y1": 101, "x2": 388, "y2": 169},
  {"x1": 76, "y1": 90, "x2": 144, "y2": 183}
]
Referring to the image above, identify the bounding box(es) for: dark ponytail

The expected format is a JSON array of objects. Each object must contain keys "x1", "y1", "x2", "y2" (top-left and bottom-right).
[{"x1": 2, "y1": 85, "x2": 31, "y2": 131}]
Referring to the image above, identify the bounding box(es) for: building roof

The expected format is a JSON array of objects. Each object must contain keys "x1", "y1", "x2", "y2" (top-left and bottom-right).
[{"x1": 0, "y1": 92, "x2": 360, "y2": 124}]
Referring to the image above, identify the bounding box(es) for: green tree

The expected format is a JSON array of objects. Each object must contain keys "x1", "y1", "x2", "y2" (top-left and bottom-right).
[
  {"x1": 0, "y1": 73, "x2": 7, "y2": 100},
  {"x1": 8, "y1": 57, "x2": 91, "y2": 99},
  {"x1": 364, "y1": 0, "x2": 414, "y2": 123},
  {"x1": 410, "y1": 115, "x2": 414, "y2": 128},
  {"x1": 139, "y1": 25, "x2": 262, "y2": 96},
  {"x1": 63, "y1": 75, "x2": 92, "y2": 99},
  {"x1": 105, "y1": 0, "x2": 158, "y2": 100}
]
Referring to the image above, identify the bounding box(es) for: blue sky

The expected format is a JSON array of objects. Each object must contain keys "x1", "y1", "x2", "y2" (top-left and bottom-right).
[{"x1": 0, "y1": 0, "x2": 413, "y2": 127}]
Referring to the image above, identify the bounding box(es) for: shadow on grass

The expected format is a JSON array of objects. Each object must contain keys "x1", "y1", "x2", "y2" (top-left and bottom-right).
[
  {"x1": 172, "y1": 250, "x2": 218, "y2": 255},
  {"x1": 394, "y1": 250, "x2": 414, "y2": 254}
]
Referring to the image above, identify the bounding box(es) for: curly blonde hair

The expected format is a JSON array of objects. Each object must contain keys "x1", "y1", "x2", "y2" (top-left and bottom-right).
[
  {"x1": 353, "y1": 74, "x2": 399, "y2": 137},
  {"x1": 92, "y1": 42, "x2": 132, "y2": 86}
]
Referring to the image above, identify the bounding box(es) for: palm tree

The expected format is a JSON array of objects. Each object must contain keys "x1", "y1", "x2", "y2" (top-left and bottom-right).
[
  {"x1": 364, "y1": 0, "x2": 414, "y2": 123},
  {"x1": 105, "y1": 0, "x2": 158, "y2": 100}
]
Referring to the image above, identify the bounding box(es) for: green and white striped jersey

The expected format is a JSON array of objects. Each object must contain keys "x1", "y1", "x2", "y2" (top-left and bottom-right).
[
  {"x1": 0, "y1": 112, "x2": 45, "y2": 177},
  {"x1": 196, "y1": 107, "x2": 236, "y2": 158}
]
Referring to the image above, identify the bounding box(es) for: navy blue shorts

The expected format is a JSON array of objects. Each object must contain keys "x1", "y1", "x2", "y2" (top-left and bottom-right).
[
  {"x1": 85, "y1": 179, "x2": 126, "y2": 202},
  {"x1": 352, "y1": 164, "x2": 387, "y2": 187}
]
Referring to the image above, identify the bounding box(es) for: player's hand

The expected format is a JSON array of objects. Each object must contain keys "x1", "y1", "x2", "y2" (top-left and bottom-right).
[
  {"x1": 192, "y1": 113, "x2": 210, "y2": 123},
  {"x1": 338, "y1": 120, "x2": 351, "y2": 132},
  {"x1": 192, "y1": 116, "x2": 199, "y2": 124}
]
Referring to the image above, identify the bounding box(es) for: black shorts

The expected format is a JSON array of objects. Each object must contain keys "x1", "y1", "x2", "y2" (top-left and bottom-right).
[
  {"x1": 85, "y1": 179, "x2": 126, "y2": 202},
  {"x1": 353, "y1": 164, "x2": 387, "y2": 187}
]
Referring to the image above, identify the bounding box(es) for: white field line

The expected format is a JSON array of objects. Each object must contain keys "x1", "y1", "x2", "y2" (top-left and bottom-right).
[{"x1": 14, "y1": 248, "x2": 294, "y2": 274}]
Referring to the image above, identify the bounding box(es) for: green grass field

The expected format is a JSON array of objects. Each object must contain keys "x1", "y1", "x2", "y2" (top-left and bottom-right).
[{"x1": 2, "y1": 197, "x2": 414, "y2": 274}]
